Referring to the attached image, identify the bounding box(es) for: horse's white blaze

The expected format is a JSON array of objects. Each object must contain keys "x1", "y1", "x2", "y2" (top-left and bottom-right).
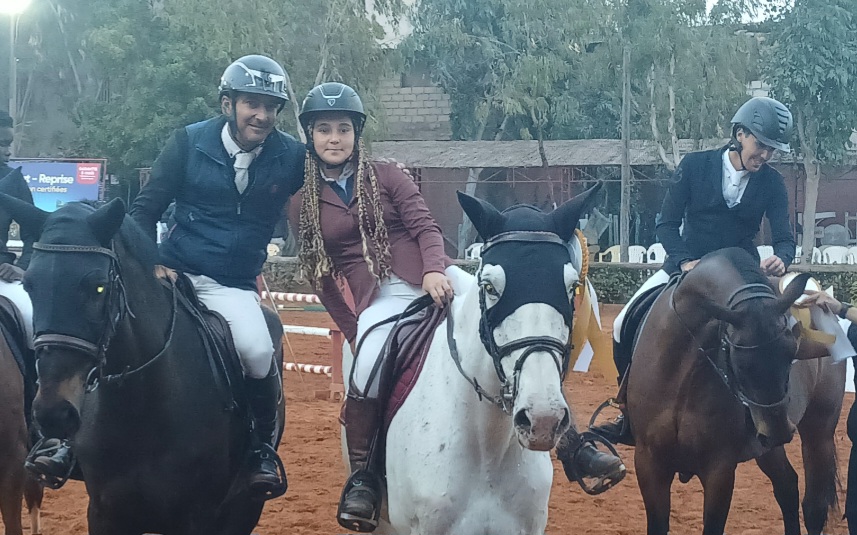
[{"x1": 495, "y1": 302, "x2": 571, "y2": 451}]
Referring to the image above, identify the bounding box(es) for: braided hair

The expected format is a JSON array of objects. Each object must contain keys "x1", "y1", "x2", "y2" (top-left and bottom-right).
[{"x1": 299, "y1": 134, "x2": 392, "y2": 286}]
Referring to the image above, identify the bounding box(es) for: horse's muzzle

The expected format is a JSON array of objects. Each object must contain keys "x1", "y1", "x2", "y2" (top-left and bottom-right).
[
  {"x1": 750, "y1": 406, "x2": 795, "y2": 449},
  {"x1": 513, "y1": 404, "x2": 571, "y2": 451},
  {"x1": 34, "y1": 395, "x2": 82, "y2": 438}
]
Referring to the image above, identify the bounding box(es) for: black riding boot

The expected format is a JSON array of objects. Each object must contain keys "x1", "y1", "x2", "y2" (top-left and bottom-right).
[
  {"x1": 337, "y1": 397, "x2": 383, "y2": 533},
  {"x1": 556, "y1": 425, "x2": 626, "y2": 494},
  {"x1": 27, "y1": 438, "x2": 76, "y2": 489},
  {"x1": 245, "y1": 371, "x2": 287, "y2": 500},
  {"x1": 590, "y1": 340, "x2": 632, "y2": 444}
]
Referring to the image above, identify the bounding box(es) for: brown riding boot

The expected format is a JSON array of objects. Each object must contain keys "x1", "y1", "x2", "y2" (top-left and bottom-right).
[{"x1": 337, "y1": 396, "x2": 383, "y2": 533}]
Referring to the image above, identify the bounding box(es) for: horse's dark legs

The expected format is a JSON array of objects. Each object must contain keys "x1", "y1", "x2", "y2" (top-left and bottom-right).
[
  {"x1": 798, "y1": 419, "x2": 840, "y2": 535},
  {"x1": 0, "y1": 465, "x2": 25, "y2": 535},
  {"x1": 634, "y1": 447, "x2": 673, "y2": 535},
  {"x1": 699, "y1": 464, "x2": 736, "y2": 535},
  {"x1": 755, "y1": 446, "x2": 801, "y2": 535}
]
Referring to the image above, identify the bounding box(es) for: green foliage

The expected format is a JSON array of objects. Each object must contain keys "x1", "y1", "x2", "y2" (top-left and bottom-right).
[
  {"x1": 18, "y1": 0, "x2": 405, "y2": 179},
  {"x1": 763, "y1": 0, "x2": 857, "y2": 164}
]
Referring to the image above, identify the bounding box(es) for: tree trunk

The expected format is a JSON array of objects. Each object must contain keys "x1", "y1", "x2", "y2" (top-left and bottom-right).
[
  {"x1": 285, "y1": 76, "x2": 306, "y2": 144},
  {"x1": 797, "y1": 108, "x2": 821, "y2": 264},
  {"x1": 667, "y1": 52, "x2": 680, "y2": 169},
  {"x1": 647, "y1": 62, "x2": 672, "y2": 169},
  {"x1": 620, "y1": 45, "x2": 631, "y2": 262}
]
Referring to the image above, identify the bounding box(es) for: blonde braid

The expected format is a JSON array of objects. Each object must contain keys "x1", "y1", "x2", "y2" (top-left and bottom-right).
[
  {"x1": 354, "y1": 139, "x2": 392, "y2": 280},
  {"x1": 298, "y1": 153, "x2": 335, "y2": 285},
  {"x1": 298, "y1": 137, "x2": 393, "y2": 286}
]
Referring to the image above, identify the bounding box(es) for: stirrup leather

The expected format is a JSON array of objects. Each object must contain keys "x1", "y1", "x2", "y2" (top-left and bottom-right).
[
  {"x1": 567, "y1": 431, "x2": 626, "y2": 495},
  {"x1": 25, "y1": 437, "x2": 77, "y2": 490}
]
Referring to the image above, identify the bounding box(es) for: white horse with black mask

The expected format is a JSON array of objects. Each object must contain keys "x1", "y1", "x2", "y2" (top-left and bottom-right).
[{"x1": 343, "y1": 184, "x2": 602, "y2": 535}]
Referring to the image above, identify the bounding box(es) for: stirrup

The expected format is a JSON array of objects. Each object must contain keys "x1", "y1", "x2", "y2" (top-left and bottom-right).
[
  {"x1": 589, "y1": 398, "x2": 633, "y2": 441},
  {"x1": 337, "y1": 470, "x2": 381, "y2": 533},
  {"x1": 249, "y1": 443, "x2": 288, "y2": 501},
  {"x1": 25, "y1": 437, "x2": 77, "y2": 490},
  {"x1": 569, "y1": 431, "x2": 626, "y2": 495}
]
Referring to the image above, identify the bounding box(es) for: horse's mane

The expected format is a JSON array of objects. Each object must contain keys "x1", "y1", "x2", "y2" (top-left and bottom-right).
[{"x1": 706, "y1": 247, "x2": 771, "y2": 288}]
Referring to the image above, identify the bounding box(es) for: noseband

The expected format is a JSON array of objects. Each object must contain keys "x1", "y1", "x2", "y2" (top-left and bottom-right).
[
  {"x1": 449, "y1": 231, "x2": 574, "y2": 414},
  {"x1": 30, "y1": 242, "x2": 177, "y2": 391},
  {"x1": 672, "y1": 278, "x2": 792, "y2": 410}
]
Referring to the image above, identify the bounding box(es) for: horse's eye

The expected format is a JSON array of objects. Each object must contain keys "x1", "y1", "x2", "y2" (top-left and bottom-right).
[
  {"x1": 481, "y1": 282, "x2": 498, "y2": 296},
  {"x1": 95, "y1": 285, "x2": 105, "y2": 294}
]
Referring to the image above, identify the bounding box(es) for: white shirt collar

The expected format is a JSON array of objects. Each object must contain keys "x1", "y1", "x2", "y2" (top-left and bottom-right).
[{"x1": 221, "y1": 123, "x2": 263, "y2": 159}]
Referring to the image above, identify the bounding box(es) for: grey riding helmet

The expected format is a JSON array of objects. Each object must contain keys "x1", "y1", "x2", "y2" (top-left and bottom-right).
[
  {"x1": 299, "y1": 82, "x2": 367, "y2": 145},
  {"x1": 730, "y1": 97, "x2": 793, "y2": 153},
  {"x1": 218, "y1": 55, "x2": 289, "y2": 108}
]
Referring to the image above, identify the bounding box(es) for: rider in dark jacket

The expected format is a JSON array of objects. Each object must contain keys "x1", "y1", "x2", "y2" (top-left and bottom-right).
[{"x1": 30, "y1": 55, "x2": 303, "y2": 500}]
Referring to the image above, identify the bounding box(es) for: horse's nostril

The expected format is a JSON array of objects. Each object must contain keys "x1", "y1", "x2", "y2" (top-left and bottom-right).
[
  {"x1": 757, "y1": 433, "x2": 770, "y2": 449},
  {"x1": 514, "y1": 409, "x2": 532, "y2": 430}
]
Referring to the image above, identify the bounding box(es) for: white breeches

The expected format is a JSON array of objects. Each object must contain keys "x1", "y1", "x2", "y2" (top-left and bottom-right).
[
  {"x1": 186, "y1": 274, "x2": 273, "y2": 379},
  {"x1": 352, "y1": 265, "x2": 469, "y2": 396}
]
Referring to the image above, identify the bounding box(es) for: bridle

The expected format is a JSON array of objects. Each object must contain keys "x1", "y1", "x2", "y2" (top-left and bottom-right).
[
  {"x1": 671, "y1": 278, "x2": 792, "y2": 410},
  {"x1": 448, "y1": 231, "x2": 574, "y2": 414},
  {"x1": 30, "y1": 242, "x2": 177, "y2": 392}
]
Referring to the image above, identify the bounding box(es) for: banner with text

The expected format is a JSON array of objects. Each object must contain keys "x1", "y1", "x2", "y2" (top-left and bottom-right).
[{"x1": 8, "y1": 160, "x2": 103, "y2": 212}]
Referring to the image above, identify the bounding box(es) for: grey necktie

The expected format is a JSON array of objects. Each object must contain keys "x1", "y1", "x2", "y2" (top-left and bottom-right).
[{"x1": 234, "y1": 152, "x2": 255, "y2": 194}]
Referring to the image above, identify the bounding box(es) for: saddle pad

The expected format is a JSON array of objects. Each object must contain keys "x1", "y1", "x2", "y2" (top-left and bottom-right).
[
  {"x1": 619, "y1": 282, "x2": 668, "y2": 361},
  {"x1": 174, "y1": 275, "x2": 246, "y2": 410},
  {"x1": 382, "y1": 301, "x2": 449, "y2": 431}
]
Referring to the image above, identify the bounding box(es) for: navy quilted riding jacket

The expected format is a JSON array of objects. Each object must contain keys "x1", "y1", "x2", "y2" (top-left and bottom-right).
[{"x1": 130, "y1": 116, "x2": 305, "y2": 291}]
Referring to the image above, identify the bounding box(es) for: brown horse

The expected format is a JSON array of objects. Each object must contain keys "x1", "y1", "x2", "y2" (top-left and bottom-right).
[
  {"x1": 0, "y1": 321, "x2": 43, "y2": 535},
  {"x1": 628, "y1": 248, "x2": 844, "y2": 535}
]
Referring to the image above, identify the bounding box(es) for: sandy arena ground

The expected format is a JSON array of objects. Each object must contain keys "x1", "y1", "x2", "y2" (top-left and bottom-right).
[{"x1": 2, "y1": 305, "x2": 854, "y2": 534}]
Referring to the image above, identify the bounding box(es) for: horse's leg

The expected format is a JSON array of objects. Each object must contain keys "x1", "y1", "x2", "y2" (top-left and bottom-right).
[
  {"x1": 698, "y1": 463, "x2": 737, "y2": 535},
  {"x1": 798, "y1": 396, "x2": 843, "y2": 535},
  {"x1": 793, "y1": 358, "x2": 845, "y2": 535},
  {"x1": 0, "y1": 467, "x2": 25, "y2": 535},
  {"x1": 212, "y1": 496, "x2": 264, "y2": 535},
  {"x1": 634, "y1": 447, "x2": 673, "y2": 535},
  {"x1": 23, "y1": 475, "x2": 43, "y2": 535},
  {"x1": 755, "y1": 446, "x2": 801, "y2": 535}
]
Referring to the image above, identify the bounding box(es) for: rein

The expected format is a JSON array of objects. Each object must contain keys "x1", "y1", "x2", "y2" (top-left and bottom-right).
[
  {"x1": 670, "y1": 276, "x2": 791, "y2": 410},
  {"x1": 31, "y1": 242, "x2": 178, "y2": 391}
]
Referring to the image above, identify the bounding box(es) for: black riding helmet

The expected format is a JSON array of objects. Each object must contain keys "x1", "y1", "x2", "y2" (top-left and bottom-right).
[
  {"x1": 299, "y1": 83, "x2": 366, "y2": 153},
  {"x1": 730, "y1": 97, "x2": 793, "y2": 153},
  {"x1": 219, "y1": 54, "x2": 289, "y2": 110}
]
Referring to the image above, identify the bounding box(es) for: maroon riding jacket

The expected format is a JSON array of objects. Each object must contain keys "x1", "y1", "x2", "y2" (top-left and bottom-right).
[{"x1": 312, "y1": 161, "x2": 450, "y2": 342}]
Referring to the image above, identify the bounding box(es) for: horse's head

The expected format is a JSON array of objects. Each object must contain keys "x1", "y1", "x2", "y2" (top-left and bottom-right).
[
  {"x1": 0, "y1": 195, "x2": 129, "y2": 438},
  {"x1": 697, "y1": 257, "x2": 811, "y2": 449},
  {"x1": 457, "y1": 183, "x2": 601, "y2": 451}
]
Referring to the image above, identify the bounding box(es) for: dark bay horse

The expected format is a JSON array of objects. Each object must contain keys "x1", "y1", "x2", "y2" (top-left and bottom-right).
[
  {"x1": 0, "y1": 197, "x2": 284, "y2": 535},
  {"x1": 0, "y1": 326, "x2": 43, "y2": 535},
  {"x1": 628, "y1": 248, "x2": 844, "y2": 535}
]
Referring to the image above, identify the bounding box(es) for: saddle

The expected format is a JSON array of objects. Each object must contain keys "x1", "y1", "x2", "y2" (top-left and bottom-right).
[
  {"x1": 173, "y1": 275, "x2": 247, "y2": 413},
  {"x1": 0, "y1": 294, "x2": 36, "y2": 433},
  {"x1": 380, "y1": 297, "x2": 449, "y2": 430},
  {"x1": 617, "y1": 282, "x2": 669, "y2": 367}
]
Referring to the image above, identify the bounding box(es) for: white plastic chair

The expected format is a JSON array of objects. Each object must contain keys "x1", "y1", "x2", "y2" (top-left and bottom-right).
[
  {"x1": 598, "y1": 245, "x2": 621, "y2": 262},
  {"x1": 822, "y1": 245, "x2": 850, "y2": 264},
  {"x1": 847, "y1": 246, "x2": 857, "y2": 265},
  {"x1": 647, "y1": 243, "x2": 666, "y2": 263},
  {"x1": 757, "y1": 245, "x2": 775, "y2": 261},
  {"x1": 628, "y1": 245, "x2": 647, "y2": 263},
  {"x1": 465, "y1": 243, "x2": 484, "y2": 260}
]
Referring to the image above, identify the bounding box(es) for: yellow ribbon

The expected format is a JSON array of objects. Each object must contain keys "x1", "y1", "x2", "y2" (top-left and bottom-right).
[{"x1": 569, "y1": 230, "x2": 618, "y2": 378}]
